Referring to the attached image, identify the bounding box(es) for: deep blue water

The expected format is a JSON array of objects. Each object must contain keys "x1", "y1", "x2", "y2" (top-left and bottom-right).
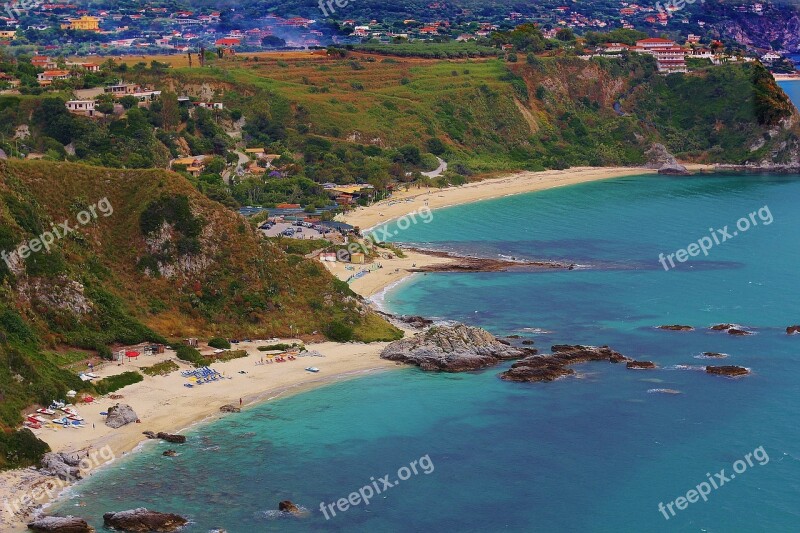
[{"x1": 52, "y1": 173, "x2": 800, "y2": 532}]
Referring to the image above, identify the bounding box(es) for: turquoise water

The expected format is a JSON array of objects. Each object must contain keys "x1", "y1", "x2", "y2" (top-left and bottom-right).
[
  {"x1": 52, "y1": 173, "x2": 800, "y2": 531},
  {"x1": 779, "y1": 80, "x2": 800, "y2": 110}
]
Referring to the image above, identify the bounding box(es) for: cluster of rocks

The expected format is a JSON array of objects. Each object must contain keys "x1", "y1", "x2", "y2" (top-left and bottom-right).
[
  {"x1": 500, "y1": 345, "x2": 648, "y2": 382},
  {"x1": 658, "y1": 323, "x2": 755, "y2": 335},
  {"x1": 39, "y1": 452, "x2": 88, "y2": 481},
  {"x1": 645, "y1": 143, "x2": 691, "y2": 175},
  {"x1": 787, "y1": 325, "x2": 800, "y2": 335},
  {"x1": 143, "y1": 431, "x2": 186, "y2": 444},
  {"x1": 380, "y1": 324, "x2": 536, "y2": 371},
  {"x1": 105, "y1": 404, "x2": 138, "y2": 429},
  {"x1": 27, "y1": 508, "x2": 189, "y2": 533},
  {"x1": 219, "y1": 404, "x2": 241, "y2": 413}
]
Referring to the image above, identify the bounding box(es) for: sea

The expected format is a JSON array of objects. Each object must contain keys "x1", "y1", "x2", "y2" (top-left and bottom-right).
[{"x1": 47, "y1": 87, "x2": 800, "y2": 532}]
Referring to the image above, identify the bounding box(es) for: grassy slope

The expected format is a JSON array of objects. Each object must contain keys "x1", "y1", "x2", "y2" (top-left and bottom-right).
[
  {"x1": 159, "y1": 53, "x2": 799, "y2": 171},
  {"x1": 0, "y1": 159, "x2": 399, "y2": 467}
]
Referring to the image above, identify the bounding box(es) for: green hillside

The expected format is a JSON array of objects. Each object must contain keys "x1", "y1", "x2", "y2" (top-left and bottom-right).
[{"x1": 0, "y1": 159, "x2": 399, "y2": 469}]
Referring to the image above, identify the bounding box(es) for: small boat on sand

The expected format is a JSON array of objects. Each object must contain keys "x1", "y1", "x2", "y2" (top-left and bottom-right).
[
  {"x1": 37, "y1": 408, "x2": 56, "y2": 416},
  {"x1": 305, "y1": 367, "x2": 320, "y2": 373}
]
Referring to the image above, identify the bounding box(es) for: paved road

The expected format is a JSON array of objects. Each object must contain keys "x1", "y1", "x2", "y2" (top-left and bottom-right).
[{"x1": 421, "y1": 157, "x2": 447, "y2": 178}]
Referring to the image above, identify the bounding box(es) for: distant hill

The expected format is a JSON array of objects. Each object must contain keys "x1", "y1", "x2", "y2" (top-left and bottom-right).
[
  {"x1": 158, "y1": 54, "x2": 800, "y2": 172},
  {"x1": 0, "y1": 159, "x2": 399, "y2": 469}
]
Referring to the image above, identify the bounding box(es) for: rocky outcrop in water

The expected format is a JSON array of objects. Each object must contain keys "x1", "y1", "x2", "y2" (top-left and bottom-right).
[
  {"x1": 27, "y1": 516, "x2": 94, "y2": 533},
  {"x1": 786, "y1": 325, "x2": 800, "y2": 335},
  {"x1": 278, "y1": 501, "x2": 304, "y2": 516},
  {"x1": 500, "y1": 345, "x2": 630, "y2": 382},
  {"x1": 102, "y1": 508, "x2": 187, "y2": 532},
  {"x1": 162, "y1": 450, "x2": 177, "y2": 457},
  {"x1": 143, "y1": 431, "x2": 186, "y2": 444},
  {"x1": 727, "y1": 328, "x2": 752, "y2": 336},
  {"x1": 702, "y1": 352, "x2": 727, "y2": 358},
  {"x1": 381, "y1": 324, "x2": 535, "y2": 371},
  {"x1": 706, "y1": 365, "x2": 750, "y2": 377},
  {"x1": 105, "y1": 404, "x2": 138, "y2": 429},
  {"x1": 626, "y1": 361, "x2": 657, "y2": 369},
  {"x1": 658, "y1": 325, "x2": 694, "y2": 331}
]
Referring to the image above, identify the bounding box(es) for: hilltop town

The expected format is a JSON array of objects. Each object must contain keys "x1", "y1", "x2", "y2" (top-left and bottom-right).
[{"x1": 0, "y1": 0, "x2": 797, "y2": 69}]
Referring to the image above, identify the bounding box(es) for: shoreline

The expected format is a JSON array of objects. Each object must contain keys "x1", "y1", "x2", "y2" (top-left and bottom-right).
[
  {"x1": 1, "y1": 164, "x2": 687, "y2": 530},
  {"x1": 0, "y1": 340, "x2": 401, "y2": 531}
]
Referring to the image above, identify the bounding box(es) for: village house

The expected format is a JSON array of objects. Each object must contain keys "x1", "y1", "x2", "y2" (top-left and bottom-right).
[
  {"x1": 65, "y1": 100, "x2": 96, "y2": 116},
  {"x1": 37, "y1": 70, "x2": 71, "y2": 86},
  {"x1": 61, "y1": 15, "x2": 100, "y2": 31}
]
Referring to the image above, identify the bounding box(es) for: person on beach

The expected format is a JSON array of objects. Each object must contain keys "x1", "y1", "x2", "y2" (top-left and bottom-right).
[{"x1": 239, "y1": 398, "x2": 243, "y2": 407}]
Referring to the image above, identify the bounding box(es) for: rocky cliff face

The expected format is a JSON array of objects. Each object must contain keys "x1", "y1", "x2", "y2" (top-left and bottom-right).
[{"x1": 381, "y1": 324, "x2": 535, "y2": 371}]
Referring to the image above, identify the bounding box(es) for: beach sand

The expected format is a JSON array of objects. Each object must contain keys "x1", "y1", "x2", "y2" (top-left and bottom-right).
[
  {"x1": 1, "y1": 164, "x2": 691, "y2": 529},
  {"x1": 1, "y1": 340, "x2": 398, "y2": 531},
  {"x1": 340, "y1": 166, "x2": 663, "y2": 231}
]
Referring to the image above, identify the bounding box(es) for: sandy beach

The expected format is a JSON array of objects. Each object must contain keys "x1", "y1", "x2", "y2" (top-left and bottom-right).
[
  {"x1": 1, "y1": 340, "x2": 398, "y2": 531},
  {"x1": 1, "y1": 165, "x2": 683, "y2": 530},
  {"x1": 340, "y1": 166, "x2": 662, "y2": 231}
]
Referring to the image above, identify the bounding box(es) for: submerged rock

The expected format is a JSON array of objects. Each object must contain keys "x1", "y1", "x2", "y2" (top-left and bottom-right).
[
  {"x1": 500, "y1": 345, "x2": 629, "y2": 383},
  {"x1": 27, "y1": 516, "x2": 94, "y2": 533},
  {"x1": 786, "y1": 325, "x2": 800, "y2": 335},
  {"x1": 102, "y1": 508, "x2": 187, "y2": 532},
  {"x1": 105, "y1": 404, "x2": 138, "y2": 429},
  {"x1": 706, "y1": 365, "x2": 750, "y2": 377},
  {"x1": 381, "y1": 324, "x2": 534, "y2": 372},
  {"x1": 162, "y1": 450, "x2": 177, "y2": 457},
  {"x1": 657, "y1": 325, "x2": 694, "y2": 331},
  {"x1": 702, "y1": 352, "x2": 727, "y2": 358}
]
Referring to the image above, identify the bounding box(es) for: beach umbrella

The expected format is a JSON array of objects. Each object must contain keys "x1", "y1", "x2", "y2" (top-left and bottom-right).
[{"x1": 125, "y1": 351, "x2": 140, "y2": 361}]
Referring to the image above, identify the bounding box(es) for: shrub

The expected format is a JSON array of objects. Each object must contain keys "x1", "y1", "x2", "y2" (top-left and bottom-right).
[
  {"x1": 325, "y1": 321, "x2": 354, "y2": 342},
  {"x1": 174, "y1": 345, "x2": 209, "y2": 367},
  {"x1": 93, "y1": 371, "x2": 143, "y2": 395},
  {"x1": 142, "y1": 360, "x2": 179, "y2": 376},
  {"x1": 208, "y1": 337, "x2": 231, "y2": 349}
]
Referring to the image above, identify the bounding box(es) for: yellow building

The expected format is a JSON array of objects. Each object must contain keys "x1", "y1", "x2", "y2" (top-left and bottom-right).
[
  {"x1": 63, "y1": 16, "x2": 101, "y2": 32},
  {"x1": 0, "y1": 30, "x2": 16, "y2": 40}
]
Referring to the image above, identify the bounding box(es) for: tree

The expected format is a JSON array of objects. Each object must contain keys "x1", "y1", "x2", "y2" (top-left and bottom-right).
[
  {"x1": 119, "y1": 95, "x2": 139, "y2": 109},
  {"x1": 160, "y1": 92, "x2": 180, "y2": 132},
  {"x1": 555, "y1": 28, "x2": 575, "y2": 42},
  {"x1": 262, "y1": 35, "x2": 287, "y2": 48}
]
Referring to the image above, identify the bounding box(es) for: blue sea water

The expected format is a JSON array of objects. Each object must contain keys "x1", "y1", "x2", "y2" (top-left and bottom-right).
[
  {"x1": 779, "y1": 80, "x2": 800, "y2": 111},
  {"x1": 51, "y1": 172, "x2": 800, "y2": 532}
]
